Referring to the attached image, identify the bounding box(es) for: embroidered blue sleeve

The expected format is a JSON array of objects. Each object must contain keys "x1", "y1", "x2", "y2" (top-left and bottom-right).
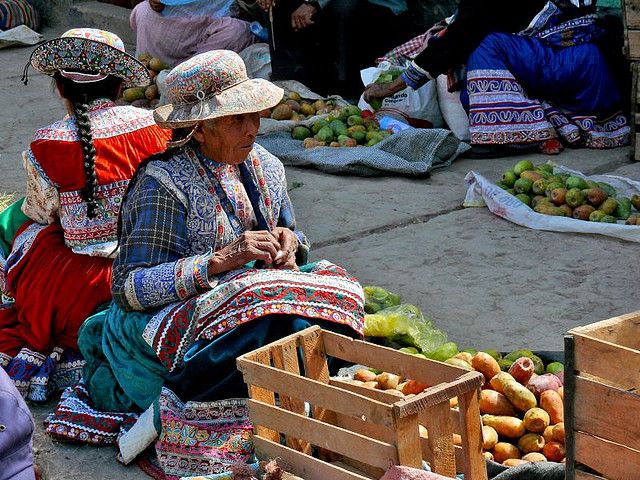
[
  {"x1": 401, "y1": 61, "x2": 432, "y2": 90},
  {"x1": 112, "y1": 175, "x2": 217, "y2": 311}
]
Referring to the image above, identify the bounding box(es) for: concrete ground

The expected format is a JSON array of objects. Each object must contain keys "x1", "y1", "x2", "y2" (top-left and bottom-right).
[{"x1": 2, "y1": 26, "x2": 640, "y2": 480}]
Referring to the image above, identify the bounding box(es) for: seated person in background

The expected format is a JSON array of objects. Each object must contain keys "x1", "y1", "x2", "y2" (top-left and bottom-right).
[
  {"x1": 131, "y1": 0, "x2": 256, "y2": 67},
  {"x1": 364, "y1": 0, "x2": 630, "y2": 154},
  {"x1": 258, "y1": 0, "x2": 417, "y2": 97}
]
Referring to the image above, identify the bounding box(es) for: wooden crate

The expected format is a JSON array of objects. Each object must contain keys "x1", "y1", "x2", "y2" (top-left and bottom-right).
[
  {"x1": 564, "y1": 312, "x2": 640, "y2": 480},
  {"x1": 236, "y1": 326, "x2": 487, "y2": 480}
]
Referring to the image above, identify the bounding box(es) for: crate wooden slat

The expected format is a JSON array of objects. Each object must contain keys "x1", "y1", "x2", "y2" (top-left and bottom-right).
[
  {"x1": 565, "y1": 311, "x2": 640, "y2": 479},
  {"x1": 237, "y1": 326, "x2": 487, "y2": 480}
]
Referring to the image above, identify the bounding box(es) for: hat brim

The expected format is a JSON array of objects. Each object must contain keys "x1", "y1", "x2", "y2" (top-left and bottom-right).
[
  {"x1": 30, "y1": 37, "x2": 150, "y2": 88},
  {"x1": 153, "y1": 78, "x2": 284, "y2": 129}
]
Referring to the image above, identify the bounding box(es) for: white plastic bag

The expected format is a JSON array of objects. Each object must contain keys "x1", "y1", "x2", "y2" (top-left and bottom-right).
[
  {"x1": 464, "y1": 166, "x2": 640, "y2": 243},
  {"x1": 436, "y1": 75, "x2": 470, "y2": 141},
  {"x1": 238, "y1": 42, "x2": 271, "y2": 80},
  {"x1": 358, "y1": 61, "x2": 443, "y2": 128}
]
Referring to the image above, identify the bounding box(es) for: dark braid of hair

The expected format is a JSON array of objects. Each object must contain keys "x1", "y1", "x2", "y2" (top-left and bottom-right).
[{"x1": 73, "y1": 98, "x2": 100, "y2": 219}]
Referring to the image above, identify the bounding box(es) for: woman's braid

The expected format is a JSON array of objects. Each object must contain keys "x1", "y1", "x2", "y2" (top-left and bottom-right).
[{"x1": 73, "y1": 100, "x2": 99, "y2": 219}]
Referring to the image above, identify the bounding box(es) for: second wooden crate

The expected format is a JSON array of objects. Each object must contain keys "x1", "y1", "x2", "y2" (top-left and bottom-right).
[
  {"x1": 564, "y1": 311, "x2": 640, "y2": 480},
  {"x1": 236, "y1": 326, "x2": 487, "y2": 480}
]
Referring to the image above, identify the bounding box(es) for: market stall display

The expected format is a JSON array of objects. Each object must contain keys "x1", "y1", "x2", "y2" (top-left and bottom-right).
[
  {"x1": 564, "y1": 311, "x2": 640, "y2": 480},
  {"x1": 236, "y1": 326, "x2": 487, "y2": 480},
  {"x1": 361, "y1": 286, "x2": 566, "y2": 467},
  {"x1": 464, "y1": 163, "x2": 640, "y2": 242}
]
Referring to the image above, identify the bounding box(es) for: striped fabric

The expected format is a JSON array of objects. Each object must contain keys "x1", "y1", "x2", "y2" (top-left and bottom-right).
[{"x1": 0, "y1": 0, "x2": 40, "y2": 30}]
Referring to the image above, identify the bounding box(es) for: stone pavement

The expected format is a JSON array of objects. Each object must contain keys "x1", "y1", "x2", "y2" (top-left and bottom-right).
[{"x1": 2, "y1": 31, "x2": 640, "y2": 480}]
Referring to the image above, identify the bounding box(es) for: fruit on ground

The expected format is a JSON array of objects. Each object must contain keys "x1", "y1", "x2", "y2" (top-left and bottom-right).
[
  {"x1": 503, "y1": 170, "x2": 517, "y2": 187},
  {"x1": 546, "y1": 362, "x2": 564, "y2": 374},
  {"x1": 480, "y1": 390, "x2": 516, "y2": 416},
  {"x1": 542, "y1": 441, "x2": 566, "y2": 462},
  {"x1": 518, "y1": 433, "x2": 545, "y2": 453},
  {"x1": 550, "y1": 188, "x2": 567, "y2": 206},
  {"x1": 292, "y1": 126, "x2": 312, "y2": 140},
  {"x1": 558, "y1": 204, "x2": 572, "y2": 217},
  {"x1": 589, "y1": 210, "x2": 606, "y2": 222},
  {"x1": 514, "y1": 178, "x2": 533, "y2": 194},
  {"x1": 565, "y1": 176, "x2": 588, "y2": 190},
  {"x1": 520, "y1": 171, "x2": 543, "y2": 183},
  {"x1": 516, "y1": 194, "x2": 531, "y2": 206},
  {"x1": 492, "y1": 442, "x2": 521, "y2": 463},
  {"x1": 508, "y1": 357, "x2": 535, "y2": 385},
  {"x1": 482, "y1": 415, "x2": 526, "y2": 438},
  {"x1": 471, "y1": 352, "x2": 501, "y2": 381},
  {"x1": 565, "y1": 188, "x2": 585, "y2": 207},
  {"x1": 514, "y1": 160, "x2": 534, "y2": 176},
  {"x1": 482, "y1": 425, "x2": 499, "y2": 450},
  {"x1": 540, "y1": 390, "x2": 564, "y2": 424},
  {"x1": 523, "y1": 408, "x2": 550, "y2": 433},
  {"x1": 522, "y1": 452, "x2": 547, "y2": 462},
  {"x1": 584, "y1": 188, "x2": 608, "y2": 207},
  {"x1": 490, "y1": 372, "x2": 516, "y2": 394},
  {"x1": 503, "y1": 380, "x2": 537, "y2": 412},
  {"x1": 311, "y1": 119, "x2": 329, "y2": 134},
  {"x1": 532, "y1": 180, "x2": 547, "y2": 195},
  {"x1": 123, "y1": 87, "x2": 146, "y2": 102},
  {"x1": 615, "y1": 197, "x2": 632, "y2": 219},
  {"x1": 315, "y1": 126, "x2": 334, "y2": 143},
  {"x1": 271, "y1": 104, "x2": 293, "y2": 120},
  {"x1": 599, "y1": 197, "x2": 619, "y2": 215},
  {"x1": 573, "y1": 205, "x2": 595, "y2": 220},
  {"x1": 527, "y1": 373, "x2": 562, "y2": 399},
  {"x1": 552, "y1": 422, "x2": 565, "y2": 443}
]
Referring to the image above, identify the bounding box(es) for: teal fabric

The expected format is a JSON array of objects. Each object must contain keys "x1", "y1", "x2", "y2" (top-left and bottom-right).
[
  {"x1": 79, "y1": 306, "x2": 167, "y2": 413},
  {"x1": 81, "y1": 302, "x2": 356, "y2": 412},
  {"x1": 0, "y1": 198, "x2": 29, "y2": 257}
]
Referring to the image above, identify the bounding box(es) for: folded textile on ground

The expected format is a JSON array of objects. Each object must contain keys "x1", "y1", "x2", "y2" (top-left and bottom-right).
[{"x1": 258, "y1": 129, "x2": 469, "y2": 177}]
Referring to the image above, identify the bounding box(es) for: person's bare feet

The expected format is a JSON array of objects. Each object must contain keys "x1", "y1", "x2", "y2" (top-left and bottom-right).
[{"x1": 540, "y1": 138, "x2": 563, "y2": 155}]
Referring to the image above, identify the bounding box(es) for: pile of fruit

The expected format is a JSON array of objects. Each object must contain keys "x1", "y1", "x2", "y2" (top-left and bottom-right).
[
  {"x1": 360, "y1": 285, "x2": 566, "y2": 466},
  {"x1": 261, "y1": 91, "x2": 337, "y2": 122},
  {"x1": 497, "y1": 160, "x2": 640, "y2": 224},
  {"x1": 291, "y1": 105, "x2": 393, "y2": 148},
  {"x1": 347, "y1": 350, "x2": 566, "y2": 466},
  {"x1": 115, "y1": 54, "x2": 168, "y2": 109}
]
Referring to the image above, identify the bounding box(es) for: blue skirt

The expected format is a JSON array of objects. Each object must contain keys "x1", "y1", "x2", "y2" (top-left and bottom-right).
[{"x1": 461, "y1": 32, "x2": 629, "y2": 148}]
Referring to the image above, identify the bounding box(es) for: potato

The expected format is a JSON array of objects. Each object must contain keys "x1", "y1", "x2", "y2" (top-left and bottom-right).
[
  {"x1": 376, "y1": 372, "x2": 400, "y2": 390},
  {"x1": 552, "y1": 422, "x2": 565, "y2": 444},
  {"x1": 472, "y1": 352, "x2": 501, "y2": 381},
  {"x1": 482, "y1": 415, "x2": 525, "y2": 438},
  {"x1": 542, "y1": 441, "x2": 566, "y2": 462},
  {"x1": 484, "y1": 452, "x2": 494, "y2": 462},
  {"x1": 508, "y1": 357, "x2": 535, "y2": 385},
  {"x1": 540, "y1": 390, "x2": 564, "y2": 424},
  {"x1": 482, "y1": 425, "x2": 499, "y2": 450},
  {"x1": 558, "y1": 386, "x2": 564, "y2": 401},
  {"x1": 480, "y1": 390, "x2": 516, "y2": 416},
  {"x1": 527, "y1": 373, "x2": 562, "y2": 399},
  {"x1": 490, "y1": 372, "x2": 516, "y2": 394},
  {"x1": 401, "y1": 379, "x2": 429, "y2": 395},
  {"x1": 517, "y1": 433, "x2": 545, "y2": 453},
  {"x1": 503, "y1": 380, "x2": 537, "y2": 412},
  {"x1": 522, "y1": 452, "x2": 547, "y2": 462},
  {"x1": 503, "y1": 459, "x2": 529, "y2": 467},
  {"x1": 492, "y1": 442, "x2": 521, "y2": 463},
  {"x1": 523, "y1": 408, "x2": 550, "y2": 433},
  {"x1": 354, "y1": 369, "x2": 376, "y2": 383},
  {"x1": 542, "y1": 425, "x2": 555, "y2": 444}
]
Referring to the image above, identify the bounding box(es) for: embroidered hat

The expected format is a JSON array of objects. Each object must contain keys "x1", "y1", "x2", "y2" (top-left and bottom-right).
[
  {"x1": 25, "y1": 28, "x2": 150, "y2": 88},
  {"x1": 0, "y1": 369, "x2": 35, "y2": 480},
  {"x1": 154, "y1": 50, "x2": 283, "y2": 128}
]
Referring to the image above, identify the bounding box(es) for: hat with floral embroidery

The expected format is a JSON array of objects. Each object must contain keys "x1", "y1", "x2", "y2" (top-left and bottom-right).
[
  {"x1": 24, "y1": 28, "x2": 150, "y2": 88},
  {"x1": 153, "y1": 50, "x2": 283, "y2": 128}
]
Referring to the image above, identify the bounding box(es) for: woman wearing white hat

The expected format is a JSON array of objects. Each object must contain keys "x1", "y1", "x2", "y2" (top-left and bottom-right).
[
  {"x1": 0, "y1": 28, "x2": 171, "y2": 402},
  {"x1": 58, "y1": 49, "x2": 364, "y2": 476}
]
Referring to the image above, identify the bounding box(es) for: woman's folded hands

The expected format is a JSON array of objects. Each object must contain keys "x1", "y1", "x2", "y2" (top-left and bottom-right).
[{"x1": 207, "y1": 228, "x2": 299, "y2": 277}]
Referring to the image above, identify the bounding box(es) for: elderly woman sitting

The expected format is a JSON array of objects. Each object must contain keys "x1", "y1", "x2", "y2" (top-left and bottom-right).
[{"x1": 57, "y1": 50, "x2": 364, "y2": 475}]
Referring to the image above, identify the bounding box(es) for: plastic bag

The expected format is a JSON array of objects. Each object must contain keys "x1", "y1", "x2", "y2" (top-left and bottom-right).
[
  {"x1": 464, "y1": 165, "x2": 640, "y2": 243},
  {"x1": 436, "y1": 75, "x2": 470, "y2": 141},
  {"x1": 364, "y1": 304, "x2": 448, "y2": 353},
  {"x1": 358, "y1": 61, "x2": 444, "y2": 128}
]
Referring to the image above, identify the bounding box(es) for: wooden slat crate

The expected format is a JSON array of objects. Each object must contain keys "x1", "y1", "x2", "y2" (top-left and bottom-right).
[
  {"x1": 564, "y1": 311, "x2": 640, "y2": 480},
  {"x1": 236, "y1": 326, "x2": 487, "y2": 480}
]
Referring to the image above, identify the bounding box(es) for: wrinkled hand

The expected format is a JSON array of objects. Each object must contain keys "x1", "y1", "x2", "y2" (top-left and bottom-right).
[
  {"x1": 149, "y1": 0, "x2": 165, "y2": 12},
  {"x1": 257, "y1": 0, "x2": 275, "y2": 11},
  {"x1": 363, "y1": 82, "x2": 396, "y2": 103},
  {"x1": 272, "y1": 227, "x2": 299, "y2": 270},
  {"x1": 291, "y1": 4, "x2": 316, "y2": 31},
  {"x1": 208, "y1": 230, "x2": 281, "y2": 275}
]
